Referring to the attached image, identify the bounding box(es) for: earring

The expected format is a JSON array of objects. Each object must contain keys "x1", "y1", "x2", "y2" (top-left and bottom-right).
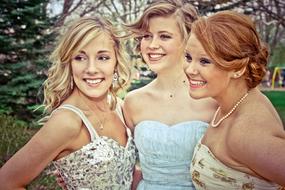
[
  {"x1": 70, "y1": 77, "x2": 74, "y2": 90},
  {"x1": 113, "y1": 72, "x2": 118, "y2": 81},
  {"x1": 234, "y1": 73, "x2": 240, "y2": 78},
  {"x1": 112, "y1": 72, "x2": 119, "y2": 89}
]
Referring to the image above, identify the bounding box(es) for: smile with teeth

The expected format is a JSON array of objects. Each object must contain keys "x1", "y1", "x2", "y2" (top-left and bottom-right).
[
  {"x1": 85, "y1": 78, "x2": 103, "y2": 84},
  {"x1": 148, "y1": 53, "x2": 164, "y2": 60},
  {"x1": 190, "y1": 79, "x2": 206, "y2": 86}
]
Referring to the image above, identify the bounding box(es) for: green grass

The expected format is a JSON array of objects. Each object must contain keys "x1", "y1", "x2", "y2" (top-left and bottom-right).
[{"x1": 262, "y1": 90, "x2": 285, "y2": 127}]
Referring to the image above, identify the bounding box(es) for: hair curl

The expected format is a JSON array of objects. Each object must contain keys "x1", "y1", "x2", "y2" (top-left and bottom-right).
[
  {"x1": 43, "y1": 17, "x2": 131, "y2": 113},
  {"x1": 191, "y1": 11, "x2": 268, "y2": 88},
  {"x1": 125, "y1": 0, "x2": 198, "y2": 52}
]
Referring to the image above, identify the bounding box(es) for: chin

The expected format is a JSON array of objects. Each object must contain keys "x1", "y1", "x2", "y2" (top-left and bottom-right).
[{"x1": 188, "y1": 91, "x2": 205, "y2": 100}]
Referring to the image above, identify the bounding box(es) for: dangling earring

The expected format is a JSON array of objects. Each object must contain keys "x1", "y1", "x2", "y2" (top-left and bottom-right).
[
  {"x1": 70, "y1": 76, "x2": 74, "y2": 90},
  {"x1": 112, "y1": 71, "x2": 119, "y2": 88}
]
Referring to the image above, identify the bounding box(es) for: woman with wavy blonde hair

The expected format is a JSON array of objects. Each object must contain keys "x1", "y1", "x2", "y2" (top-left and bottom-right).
[
  {"x1": 184, "y1": 11, "x2": 285, "y2": 189},
  {"x1": 0, "y1": 16, "x2": 136, "y2": 190}
]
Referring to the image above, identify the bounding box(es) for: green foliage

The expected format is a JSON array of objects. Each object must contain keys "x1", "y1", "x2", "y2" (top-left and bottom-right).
[
  {"x1": 262, "y1": 90, "x2": 285, "y2": 128},
  {"x1": 270, "y1": 45, "x2": 285, "y2": 67},
  {"x1": 0, "y1": 115, "x2": 31, "y2": 166},
  {"x1": 0, "y1": 0, "x2": 54, "y2": 120},
  {"x1": 0, "y1": 114, "x2": 59, "y2": 189}
]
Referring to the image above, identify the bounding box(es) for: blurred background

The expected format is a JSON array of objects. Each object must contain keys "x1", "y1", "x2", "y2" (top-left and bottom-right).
[{"x1": 0, "y1": 0, "x2": 284, "y2": 189}]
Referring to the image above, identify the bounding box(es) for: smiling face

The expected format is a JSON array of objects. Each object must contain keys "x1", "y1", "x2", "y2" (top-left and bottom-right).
[
  {"x1": 71, "y1": 32, "x2": 116, "y2": 99},
  {"x1": 140, "y1": 15, "x2": 184, "y2": 73},
  {"x1": 184, "y1": 34, "x2": 233, "y2": 100}
]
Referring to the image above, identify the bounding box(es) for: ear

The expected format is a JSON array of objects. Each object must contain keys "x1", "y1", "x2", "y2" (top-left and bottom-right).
[{"x1": 231, "y1": 67, "x2": 246, "y2": 79}]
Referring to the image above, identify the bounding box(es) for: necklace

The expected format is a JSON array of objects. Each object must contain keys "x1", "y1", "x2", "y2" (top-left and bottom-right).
[
  {"x1": 168, "y1": 73, "x2": 187, "y2": 98},
  {"x1": 211, "y1": 92, "x2": 249, "y2": 127},
  {"x1": 169, "y1": 80, "x2": 186, "y2": 98},
  {"x1": 81, "y1": 98, "x2": 108, "y2": 130},
  {"x1": 87, "y1": 104, "x2": 107, "y2": 130}
]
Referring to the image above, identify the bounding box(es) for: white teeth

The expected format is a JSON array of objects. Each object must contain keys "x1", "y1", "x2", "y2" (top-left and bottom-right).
[
  {"x1": 190, "y1": 80, "x2": 206, "y2": 86},
  {"x1": 86, "y1": 79, "x2": 102, "y2": 84},
  {"x1": 149, "y1": 54, "x2": 163, "y2": 58}
]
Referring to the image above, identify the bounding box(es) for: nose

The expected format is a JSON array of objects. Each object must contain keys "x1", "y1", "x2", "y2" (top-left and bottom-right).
[
  {"x1": 148, "y1": 36, "x2": 160, "y2": 49},
  {"x1": 184, "y1": 61, "x2": 198, "y2": 76},
  {"x1": 85, "y1": 58, "x2": 99, "y2": 74}
]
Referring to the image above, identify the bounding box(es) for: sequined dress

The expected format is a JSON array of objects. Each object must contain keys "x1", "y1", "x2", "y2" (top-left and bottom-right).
[
  {"x1": 135, "y1": 120, "x2": 208, "y2": 190},
  {"x1": 49, "y1": 104, "x2": 136, "y2": 190}
]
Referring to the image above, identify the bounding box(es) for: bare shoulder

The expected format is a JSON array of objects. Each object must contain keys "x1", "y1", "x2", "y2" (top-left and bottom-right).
[
  {"x1": 228, "y1": 92, "x2": 284, "y2": 157},
  {"x1": 44, "y1": 108, "x2": 83, "y2": 140},
  {"x1": 124, "y1": 83, "x2": 153, "y2": 110}
]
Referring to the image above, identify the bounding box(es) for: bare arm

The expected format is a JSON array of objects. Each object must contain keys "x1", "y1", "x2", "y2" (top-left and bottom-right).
[
  {"x1": 122, "y1": 94, "x2": 136, "y2": 132},
  {"x1": 0, "y1": 111, "x2": 82, "y2": 189},
  {"x1": 131, "y1": 164, "x2": 143, "y2": 190},
  {"x1": 230, "y1": 118, "x2": 285, "y2": 185}
]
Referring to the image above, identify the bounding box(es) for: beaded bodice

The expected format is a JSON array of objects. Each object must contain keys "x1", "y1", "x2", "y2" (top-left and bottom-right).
[{"x1": 49, "y1": 104, "x2": 136, "y2": 190}]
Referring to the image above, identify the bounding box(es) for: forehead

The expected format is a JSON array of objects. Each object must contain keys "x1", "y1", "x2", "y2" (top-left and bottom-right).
[
  {"x1": 80, "y1": 32, "x2": 115, "y2": 52},
  {"x1": 147, "y1": 16, "x2": 179, "y2": 33}
]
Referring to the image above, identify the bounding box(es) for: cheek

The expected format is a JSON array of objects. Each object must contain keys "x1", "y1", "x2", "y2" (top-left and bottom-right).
[
  {"x1": 71, "y1": 64, "x2": 84, "y2": 77},
  {"x1": 140, "y1": 41, "x2": 148, "y2": 52}
]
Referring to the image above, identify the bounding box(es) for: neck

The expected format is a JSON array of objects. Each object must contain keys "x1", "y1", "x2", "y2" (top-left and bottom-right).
[{"x1": 155, "y1": 69, "x2": 187, "y2": 90}]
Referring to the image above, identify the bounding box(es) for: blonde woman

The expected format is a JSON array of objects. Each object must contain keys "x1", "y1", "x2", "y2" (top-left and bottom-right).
[
  {"x1": 123, "y1": 0, "x2": 216, "y2": 189},
  {"x1": 0, "y1": 16, "x2": 136, "y2": 190},
  {"x1": 185, "y1": 11, "x2": 285, "y2": 189}
]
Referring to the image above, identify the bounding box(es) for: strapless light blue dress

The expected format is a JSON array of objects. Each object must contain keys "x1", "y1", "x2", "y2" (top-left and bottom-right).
[{"x1": 135, "y1": 120, "x2": 208, "y2": 190}]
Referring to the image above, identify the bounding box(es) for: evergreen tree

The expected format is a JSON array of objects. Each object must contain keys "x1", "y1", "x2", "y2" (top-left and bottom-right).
[{"x1": 0, "y1": 0, "x2": 54, "y2": 119}]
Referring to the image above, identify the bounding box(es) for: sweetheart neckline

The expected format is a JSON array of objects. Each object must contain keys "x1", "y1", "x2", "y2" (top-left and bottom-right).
[{"x1": 135, "y1": 120, "x2": 209, "y2": 129}]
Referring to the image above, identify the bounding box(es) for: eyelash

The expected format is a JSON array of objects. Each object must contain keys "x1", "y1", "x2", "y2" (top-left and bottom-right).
[
  {"x1": 73, "y1": 55, "x2": 86, "y2": 61},
  {"x1": 98, "y1": 56, "x2": 110, "y2": 61},
  {"x1": 73, "y1": 55, "x2": 110, "y2": 62},
  {"x1": 185, "y1": 53, "x2": 192, "y2": 62},
  {"x1": 185, "y1": 53, "x2": 211, "y2": 65},
  {"x1": 142, "y1": 34, "x2": 171, "y2": 40},
  {"x1": 200, "y1": 58, "x2": 211, "y2": 65}
]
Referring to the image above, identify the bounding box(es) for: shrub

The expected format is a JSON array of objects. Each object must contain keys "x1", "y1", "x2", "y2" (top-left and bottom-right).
[{"x1": 0, "y1": 114, "x2": 59, "y2": 189}]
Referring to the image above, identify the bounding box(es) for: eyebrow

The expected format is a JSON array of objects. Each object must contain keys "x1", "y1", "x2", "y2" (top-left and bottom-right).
[
  {"x1": 77, "y1": 50, "x2": 112, "y2": 54},
  {"x1": 158, "y1": 31, "x2": 173, "y2": 35},
  {"x1": 146, "y1": 30, "x2": 173, "y2": 35}
]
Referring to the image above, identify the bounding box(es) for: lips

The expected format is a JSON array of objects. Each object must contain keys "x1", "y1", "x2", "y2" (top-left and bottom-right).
[
  {"x1": 189, "y1": 79, "x2": 206, "y2": 89},
  {"x1": 84, "y1": 78, "x2": 104, "y2": 86},
  {"x1": 147, "y1": 53, "x2": 165, "y2": 61}
]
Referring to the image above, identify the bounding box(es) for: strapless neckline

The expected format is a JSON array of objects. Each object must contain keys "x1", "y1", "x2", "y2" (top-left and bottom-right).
[{"x1": 136, "y1": 120, "x2": 208, "y2": 129}]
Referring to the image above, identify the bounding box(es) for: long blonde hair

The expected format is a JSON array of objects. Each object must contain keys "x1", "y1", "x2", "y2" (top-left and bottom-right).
[{"x1": 44, "y1": 17, "x2": 131, "y2": 113}]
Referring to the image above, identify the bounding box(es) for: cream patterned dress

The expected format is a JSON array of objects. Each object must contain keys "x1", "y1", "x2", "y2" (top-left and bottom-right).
[
  {"x1": 190, "y1": 139, "x2": 283, "y2": 190},
  {"x1": 47, "y1": 104, "x2": 136, "y2": 190}
]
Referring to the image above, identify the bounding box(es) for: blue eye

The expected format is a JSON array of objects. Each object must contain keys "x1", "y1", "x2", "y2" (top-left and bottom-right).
[
  {"x1": 73, "y1": 55, "x2": 86, "y2": 61},
  {"x1": 185, "y1": 53, "x2": 192, "y2": 63},
  {"x1": 142, "y1": 34, "x2": 152, "y2": 40},
  {"x1": 98, "y1": 55, "x2": 110, "y2": 61},
  {"x1": 160, "y1": 34, "x2": 171, "y2": 40},
  {"x1": 200, "y1": 58, "x2": 211, "y2": 65}
]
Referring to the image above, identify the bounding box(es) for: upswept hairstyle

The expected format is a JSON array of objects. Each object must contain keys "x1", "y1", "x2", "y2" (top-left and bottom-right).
[
  {"x1": 44, "y1": 17, "x2": 131, "y2": 113},
  {"x1": 191, "y1": 11, "x2": 268, "y2": 89},
  {"x1": 126, "y1": 0, "x2": 198, "y2": 50}
]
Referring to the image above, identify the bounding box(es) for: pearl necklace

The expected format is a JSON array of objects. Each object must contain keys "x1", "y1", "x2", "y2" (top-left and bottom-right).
[{"x1": 211, "y1": 92, "x2": 249, "y2": 127}]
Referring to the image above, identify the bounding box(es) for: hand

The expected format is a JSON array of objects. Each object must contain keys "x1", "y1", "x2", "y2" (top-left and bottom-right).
[
  {"x1": 131, "y1": 165, "x2": 142, "y2": 190},
  {"x1": 53, "y1": 170, "x2": 67, "y2": 190}
]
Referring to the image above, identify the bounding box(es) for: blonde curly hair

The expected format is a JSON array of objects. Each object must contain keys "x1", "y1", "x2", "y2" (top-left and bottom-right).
[{"x1": 43, "y1": 17, "x2": 131, "y2": 113}]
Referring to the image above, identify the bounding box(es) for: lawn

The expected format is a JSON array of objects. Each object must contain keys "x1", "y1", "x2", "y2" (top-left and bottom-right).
[{"x1": 262, "y1": 90, "x2": 285, "y2": 128}]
